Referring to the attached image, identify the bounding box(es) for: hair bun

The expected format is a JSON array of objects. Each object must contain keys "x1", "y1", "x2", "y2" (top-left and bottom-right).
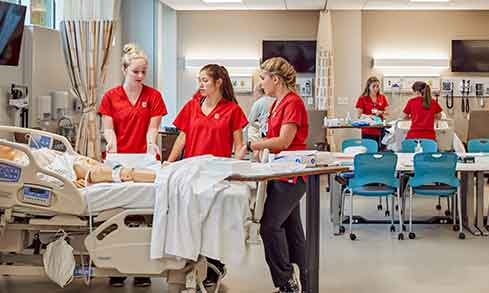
[{"x1": 123, "y1": 43, "x2": 137, "y2": 54}]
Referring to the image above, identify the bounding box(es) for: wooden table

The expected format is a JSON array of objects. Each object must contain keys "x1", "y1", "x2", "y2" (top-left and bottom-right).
[{"x1": 229, "y1": 166, "x2": 348, "y2": 293}]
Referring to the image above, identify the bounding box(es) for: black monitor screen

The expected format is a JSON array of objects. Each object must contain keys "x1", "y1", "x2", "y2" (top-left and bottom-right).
[
  {"x1": 262, "y1": 40, "x2": 317, "y2": 73},
  {"x1": 0, "y1": 1, "x2": 26, "y2": 66},
  {"x1": 452, "y1": 40, "x2": 489, "y2": 73}
]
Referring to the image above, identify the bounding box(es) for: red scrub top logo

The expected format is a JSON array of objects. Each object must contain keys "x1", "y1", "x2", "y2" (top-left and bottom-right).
[
  {"x1": 142, "y1": 101, "x2": 148, "y2": 108},
  {"x1": 214, "y1": 113, "x2": 220, "y2": 119}
]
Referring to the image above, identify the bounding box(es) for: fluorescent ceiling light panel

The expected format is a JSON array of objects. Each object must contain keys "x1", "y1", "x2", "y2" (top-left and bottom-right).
[
  {"x1": 202, "y1": 0, "x2": 243, "y2": 3},
  {"x1": 374, "y1": 58, "x2": 449, "y2": 68},
  {"x1": 409, "y1": 0, "x2": 451, "y2": 2}
]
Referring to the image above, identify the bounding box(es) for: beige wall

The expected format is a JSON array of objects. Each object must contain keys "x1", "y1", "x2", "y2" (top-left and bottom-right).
[
  {"x1": 177, "y1": 10, "x2": 320, "y2": 115},
  {"x1": 363, "y1": 10, "x2": 489, "y2": 141}
]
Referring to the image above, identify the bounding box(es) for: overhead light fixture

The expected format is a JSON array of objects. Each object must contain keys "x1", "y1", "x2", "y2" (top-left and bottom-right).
[
  {"x1": 409, "y1": 0, "x2": 451, "y2": 2},
  {"x1": 202, "y1": 0, "x2": 243, "y2": 3},
  {"x1": 185, "y1": 57, "x2": 260, "y2": 76},
  {"x1": 373, "y1": 58, "x2": 449, "y2": 77}
]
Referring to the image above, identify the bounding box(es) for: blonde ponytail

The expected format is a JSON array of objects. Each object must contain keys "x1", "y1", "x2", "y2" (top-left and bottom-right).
[{"x1": 261, "y1": 57, "x2": 297, "y2": 92}]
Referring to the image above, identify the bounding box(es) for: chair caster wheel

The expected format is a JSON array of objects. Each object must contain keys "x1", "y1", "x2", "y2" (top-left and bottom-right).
[
  {"x1": 377, "y1": 204, "x2": 382, "y2": 211},
  {"x1": 339, "y1": 226, "x2": 346, "y2": 234},
  {"x1": 453, "y1": 224, "x2": 459, "y2": 231},
  {"x1": 395, "y1": 205, "x2": 399, "y2": 211},
  {"x1": 390, "y1": 225, "x2": 395, "y2": 232},
  {"x1": 436, "y1": 204, "x2": 442, "y2": 210},
  {"x1": 408, "y1": 232, "x2": 416, "y2": 239},
  {"x1": 445, "y1": 210, "x2": 451, "y2": 217},
  {"x1": 459, "y1": 232, "x2": 466, "y2": 240},
  {"x1": 349, "y1": 233, "x2": 356, "y2": 241},
  {"x1": 398, "y1": 233, "x2": 404, "y2": 240},
  {"x1": 385, "y1": 211, "x2": 390, "y2": 217}
]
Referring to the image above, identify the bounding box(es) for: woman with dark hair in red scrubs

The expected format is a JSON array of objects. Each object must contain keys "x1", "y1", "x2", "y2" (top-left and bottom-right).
[
  {"x1": 168, "y1": 64, "x2": 248, "y2": 289},
  {"x1": 356, "y1": 76, "x2": 389, "y2": 148},
  {"x1": 403, "y1": 81, "x2": 442, "y2": 140}
]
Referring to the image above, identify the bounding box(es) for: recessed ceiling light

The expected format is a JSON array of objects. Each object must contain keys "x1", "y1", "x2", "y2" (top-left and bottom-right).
[
  {"x1": 410, "y1": 0, "x2": 451, "y2": 2},
  {"x1": 202, "y1": 0, "x2": 243, "y2": 3}
]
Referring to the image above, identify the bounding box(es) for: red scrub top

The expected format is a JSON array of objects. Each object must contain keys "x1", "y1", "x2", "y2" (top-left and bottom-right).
[
  {"x1": 355, "y1": 94, "x2": 389, "y2": 136},
  {"x1": 267, "y1": 91, "x2": 309, "y2": 183},
  {"x1": 173, "y1": 92, "x2": 248, "y2": 158},
  {"x1": 403, "y1": 96, "x2": 442, "y2": 140},
  {"x1": 99, "y1": 85, "x2": 167, "y2": 153}
]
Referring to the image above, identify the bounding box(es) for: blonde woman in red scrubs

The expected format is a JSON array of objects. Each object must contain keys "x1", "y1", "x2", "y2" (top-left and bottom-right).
[
  {"x1": 99, "y1": 44, "x2": 167, "y2": 287},
  {"x1": 246, "y1": 57, "x2": 309, "y2": 293}
]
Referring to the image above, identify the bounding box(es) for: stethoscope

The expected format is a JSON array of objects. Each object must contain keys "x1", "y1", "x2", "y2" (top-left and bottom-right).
[
  {"x1": 445, "y1": 82, "x2": 454, "y2": 110},
  {"x1": 460, "y1": 80, "x2": 470, "y2": 113},
  {"x1": 476, "y1": 83, "x2": 485, "y2": 108}
]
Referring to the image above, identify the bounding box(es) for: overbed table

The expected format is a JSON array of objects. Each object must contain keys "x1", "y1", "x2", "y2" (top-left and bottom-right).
[{"x1": 229, "y1": 166, "x2": 348, "y2": 293}]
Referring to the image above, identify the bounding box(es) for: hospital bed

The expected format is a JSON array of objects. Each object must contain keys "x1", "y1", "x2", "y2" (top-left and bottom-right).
[{"x1": 0, "y1": 126, "x2": 267, "y2": 292}]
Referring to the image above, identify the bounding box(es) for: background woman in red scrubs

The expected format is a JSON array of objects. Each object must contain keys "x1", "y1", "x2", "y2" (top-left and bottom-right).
[
  {"x1": 246, "y1": 57, "x2": 309, "y2": 293},
  {"x1": 403, "y1": 81, "x2": 442, "y2": 140},
  {"x1": 98, "y1": 43, "x2": 167, "y2": 288},
  {"x1": 167, "y1": 64, "x2": 248, "y2": 288},
  {"x1": 355, "y1": 76, "x2": 389, "y2": 148}
]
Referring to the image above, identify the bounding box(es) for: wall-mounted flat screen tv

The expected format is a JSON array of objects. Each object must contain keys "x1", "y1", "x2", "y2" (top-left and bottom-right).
[
  {"x1": 262, "y1": 40, "x2": 317, "y2": 73},
  {"x1": 452, "y1": 40, "x2": 489, "y2": 73},
  {"x1": 0, "y1": 1, "x2": 27, "y2": 66}
]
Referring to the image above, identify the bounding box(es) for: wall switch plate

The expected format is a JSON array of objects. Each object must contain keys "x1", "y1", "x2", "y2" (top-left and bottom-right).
[{"x1": 337, "y1": 96, "x2": 349, "y2": 105}]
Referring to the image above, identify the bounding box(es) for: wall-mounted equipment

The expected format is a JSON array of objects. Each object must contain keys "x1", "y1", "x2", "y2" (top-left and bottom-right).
[
  {"x1": 452, "y1": 40, "x2": 489, "y2": 73},
  {"x1": 440, "y1": 77, "x2": 489, "y2": 112},
  {"x1": 184, "y1": 58, "x2": 260, "y2": 77},
  {"x1": 296, "y1": 77, "x2": 313, "y2": 98},
  {"x1": 8, "y1": 84, "x2": 29, "y2": 127},
  {"x1": 441, "y1": 80, "x2": 454, "y2": 109},
  {"x1": 230, "y1": 76, "x2": 252, "y2": 94},
  {"x1": 459, "y1": 79, "x2": 471, "y2": 113},
  {"x1": 383, "y1": 77, "x2": 440, "y2": 93},
  {"x1": 373, "y1": 58, "x2": 449, "y2": 77},
  {"x1": 262, "y1": 40, "x2": 317, "y2": 73},
  {"x1": 0, "y1": 2, "x2": 27, "y2": 66},
  {"x1": 475, "y1": 82, "x2": 485, "y2": 107}
]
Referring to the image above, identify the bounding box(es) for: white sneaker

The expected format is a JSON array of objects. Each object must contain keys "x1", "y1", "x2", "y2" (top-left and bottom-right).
[{"x1": 291, "y1": 263, "x2": 302, "y2": 293}]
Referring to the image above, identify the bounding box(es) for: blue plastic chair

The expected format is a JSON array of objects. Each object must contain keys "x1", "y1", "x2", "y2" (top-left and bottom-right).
[
  {"x1": 338, "y1": 138, "x2": 390, "y2": 221},
  {"x1": 401, "y1": 139, "x2": 447, "y2": 214},
  {"x1": 467, "y1": 138, "x2": 489, "y2": 153},
  {"x1": 401, "y1": 139, "x2": 438, "y2": 153},
  {"x1": 406, "y1": 152, "x2": 464, "y2": 239},
  {"x1": 340, "y1": 152, "x2": 403, "y2": 240}
]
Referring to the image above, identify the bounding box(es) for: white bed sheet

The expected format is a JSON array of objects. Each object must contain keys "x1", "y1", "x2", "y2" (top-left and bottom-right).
[{"x1": 81, "y1": 182, "x2": 158, "y2": 213}]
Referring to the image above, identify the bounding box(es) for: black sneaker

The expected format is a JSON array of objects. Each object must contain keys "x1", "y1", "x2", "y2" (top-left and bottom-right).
[
  {"x1": 109, "y1": 277, "x2": 126, "y2": 287},
  {"x1": 133, "y1": 277, "x2": 152, "y2": 287},
  {"x1": 203, "y1": 263, "x2": 227, "y2": 288}
]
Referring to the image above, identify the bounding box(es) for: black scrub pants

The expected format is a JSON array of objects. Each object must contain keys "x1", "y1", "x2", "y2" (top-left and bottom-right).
[{"x1": 260, "y1": 177, "x2": 306, "y2": 290}]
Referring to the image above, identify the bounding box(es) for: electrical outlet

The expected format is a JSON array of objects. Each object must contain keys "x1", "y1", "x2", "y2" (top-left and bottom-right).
[{"x1": 337, "y1": 96, "x2": 349, "y2": 105}]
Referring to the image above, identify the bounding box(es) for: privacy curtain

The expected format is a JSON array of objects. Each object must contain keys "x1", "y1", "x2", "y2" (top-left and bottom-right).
[{"x1": 60, "y1": 20, "x2": 115, "y2": 160}]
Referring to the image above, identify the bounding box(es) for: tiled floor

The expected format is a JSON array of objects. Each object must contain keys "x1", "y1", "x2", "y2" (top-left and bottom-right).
[{"x1": 2, "y1": 181, "x2": 489, "y2": 293}]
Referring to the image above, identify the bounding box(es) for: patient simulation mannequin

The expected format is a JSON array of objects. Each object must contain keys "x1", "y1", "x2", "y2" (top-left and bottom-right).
[{"x1": 0, "y1": 146, "x2": 156, "y2": 188}]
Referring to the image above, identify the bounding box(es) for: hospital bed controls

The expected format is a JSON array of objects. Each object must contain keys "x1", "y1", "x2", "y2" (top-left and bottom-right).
[
  {"x1": 21, "y1": 184, "x2": 52, "y2": 207},
  {"x1": 0, "y1": 163, "x2": 21, "y2": 182}
]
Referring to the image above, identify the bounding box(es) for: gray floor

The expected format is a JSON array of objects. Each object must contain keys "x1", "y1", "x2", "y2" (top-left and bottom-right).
[{"x1": 2, "y1": 179, "x2": 489, "y2": 293}]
